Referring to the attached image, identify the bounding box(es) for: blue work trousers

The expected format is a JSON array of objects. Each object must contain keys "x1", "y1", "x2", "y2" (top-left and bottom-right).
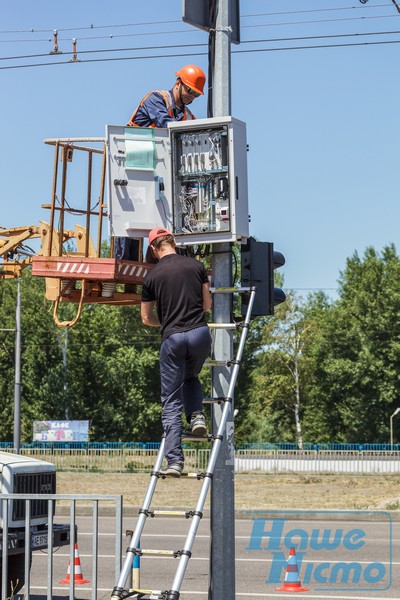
[{"x1": 160, "y1": 326, "x2": 211, "y2": 465}]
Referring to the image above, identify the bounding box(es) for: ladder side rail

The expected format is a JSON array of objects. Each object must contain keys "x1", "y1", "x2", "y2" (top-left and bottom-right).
[
  {"x1": 112, "y1": 438, "x2": 166, "y2": 596},
  {"x1": 168, "y1": 288, "x2": 256, "y2": 597},
  {"x1": 206, "y1": 287, "x2": 256, "y2": 474}
]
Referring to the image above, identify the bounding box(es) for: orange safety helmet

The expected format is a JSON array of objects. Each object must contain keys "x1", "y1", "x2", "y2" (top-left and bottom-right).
[{"x1": 175, "y1": 64, "x2": 206, "y2": 95}]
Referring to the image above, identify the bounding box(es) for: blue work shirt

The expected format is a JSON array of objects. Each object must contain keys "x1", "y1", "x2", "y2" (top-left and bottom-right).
[{"x1": 132, "y1": 89, "x2": 192, "y2": 128}]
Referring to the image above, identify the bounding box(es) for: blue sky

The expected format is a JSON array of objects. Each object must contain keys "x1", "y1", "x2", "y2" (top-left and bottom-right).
[{"x1": 1, "y1": 0, "x2": 399, "y2": 298}]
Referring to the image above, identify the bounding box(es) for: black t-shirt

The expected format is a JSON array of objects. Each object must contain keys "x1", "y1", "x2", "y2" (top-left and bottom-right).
[{"x1": 141, "y1": 253, "x2": 209, "y2": 341}]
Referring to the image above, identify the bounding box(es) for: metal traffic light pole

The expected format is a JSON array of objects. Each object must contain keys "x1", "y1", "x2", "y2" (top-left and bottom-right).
[
  {"x1": 14, "y1": 277, "x2": 21, "y2": 453},
  {"x1": 209, "y1": 0, "x2": 236, "y2": 598}
]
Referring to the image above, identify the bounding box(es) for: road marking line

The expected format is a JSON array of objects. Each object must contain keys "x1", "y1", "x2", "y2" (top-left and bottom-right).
[
  {"x1": 28, "y1": 589, "x2": 397, "y2": 599},
  {"x1": 33, "y1": 554, "x2": 398, "y2": 566}
]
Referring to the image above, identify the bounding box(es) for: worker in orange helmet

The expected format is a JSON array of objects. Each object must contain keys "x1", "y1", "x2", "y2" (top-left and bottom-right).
[
  {"x1": 127, "y1": 64, "x2": 206, "y2": 128},
  {"x1": 116, "y1": 66, "x2": 205, "y2": 262}
]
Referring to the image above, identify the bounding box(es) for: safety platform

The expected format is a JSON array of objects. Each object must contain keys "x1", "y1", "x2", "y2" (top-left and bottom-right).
[{"x1": 31, "y1": 256, "x2": 152, "y2": 285}]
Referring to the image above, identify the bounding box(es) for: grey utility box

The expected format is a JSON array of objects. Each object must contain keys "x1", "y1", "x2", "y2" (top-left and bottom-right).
[
  {"x1": 168, "y1": 116, "x2": 249, "y2": 245},
  {"x1": 106, "y1": 125, "x2": 172, "y2": 239},
  {"x1": 106, "y1": 116, "x2": 249, "y2": 245}
]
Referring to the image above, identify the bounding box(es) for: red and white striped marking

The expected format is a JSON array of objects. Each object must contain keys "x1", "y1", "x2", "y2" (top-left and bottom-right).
[
  {"x1": 117, "y1": 264, "x2": 149, "y2": 277},
  {"x1": 56, "y1": 261, "x2": 90, "y2": 275}
]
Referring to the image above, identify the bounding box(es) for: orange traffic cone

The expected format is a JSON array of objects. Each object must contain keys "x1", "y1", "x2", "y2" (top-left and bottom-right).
[
  {"x1": 275, "y1": 547, "x2": 309, "y2": 592},
  {"x1": 59, "y1": 543, "x2": 90, "y2": 584}
]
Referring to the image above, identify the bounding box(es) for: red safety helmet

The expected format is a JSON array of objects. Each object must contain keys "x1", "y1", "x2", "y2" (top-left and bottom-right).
[
  {"x1": 175, "y1": 64, "x2": 206, "y2": 95},
  {"x1": 148, "y1": 227, "x2": 173, "y2": 245}
]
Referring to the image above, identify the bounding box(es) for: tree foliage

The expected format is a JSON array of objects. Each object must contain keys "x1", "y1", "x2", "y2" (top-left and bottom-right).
[
  {"x1": 308, "y1": 244, "x2": 400, "y2": 442},
  {"x1": 0, "y1": 271, "x2": 162, "y2": 442},
  {"x1": 236, "y1": 244, "x2": 400, "y2": 445}
]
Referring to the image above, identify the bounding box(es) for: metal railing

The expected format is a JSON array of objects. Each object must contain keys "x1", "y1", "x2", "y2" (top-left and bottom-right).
[
  {"x1": 3, "y1": 448, "x2": 400, "y2": 474},
  {"x1": 2, "y1": 441, "x2": 400, "y2": 451},
  {"x1": 17, "y1": 448, "x2": 198, "y2": 473},
  {"x1": 0, "y1": 493, "x2": 122, "y2": 600},
  {"x1": 233, "y1": 449, "x2": 400, "y2": 474}
]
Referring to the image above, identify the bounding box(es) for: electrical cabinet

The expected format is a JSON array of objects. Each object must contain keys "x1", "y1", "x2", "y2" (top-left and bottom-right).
[
  {"x1": 168, "y1": 116, "x2": 249, "y2": 244},
  {"x1": 106, "y1": 116, "x2": 249, "y2": 245}
]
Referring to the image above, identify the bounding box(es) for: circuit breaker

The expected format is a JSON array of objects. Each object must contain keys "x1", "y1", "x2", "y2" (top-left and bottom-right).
[
  {"x1": 106, "y1": 125, "x2": 172, "y2": 238},
  {"x1": 169, "y1": 116, "x2": 249, "y2": 244}
]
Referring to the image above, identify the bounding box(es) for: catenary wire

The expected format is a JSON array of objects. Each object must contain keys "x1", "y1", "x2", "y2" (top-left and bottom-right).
[
  {"x1": 0, "y1": 3, "x2": 395, "y2": 34},
  {"x1": 241, "y1": 3, "x2": 395, "y2": 18},
  {"x1": 1, "y1": 38, "x2": 400, "y2": 71},
  {"x1": 0, "y1": 9, "x2": 399, "y2": 43},
  {"x1": 2, "y1": 28, "x2": 400, "y2": 62}
]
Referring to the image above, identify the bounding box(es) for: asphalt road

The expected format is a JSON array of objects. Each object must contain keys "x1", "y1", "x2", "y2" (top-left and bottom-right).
[{"x1": 27, "y1": 513, "x2": 399, "y2": 600}]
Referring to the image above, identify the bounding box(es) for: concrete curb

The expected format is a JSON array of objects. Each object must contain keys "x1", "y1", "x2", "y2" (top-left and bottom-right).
[{"x1": 55, "y1": 504, "x2": 400, "y2": 521}]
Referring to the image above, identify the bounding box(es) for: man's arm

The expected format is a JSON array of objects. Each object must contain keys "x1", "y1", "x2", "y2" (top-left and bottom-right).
[
  {"x1": 141, "y1": 301, "x2": 161, "y2": 327},
  {"x1": 202, "y1": 282, "x2": 212, "y2": 312}
]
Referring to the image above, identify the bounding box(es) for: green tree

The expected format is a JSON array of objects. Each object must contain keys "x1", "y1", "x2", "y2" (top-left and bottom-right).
[
  {"x1": 239, "y1": 291, "x2": 323, "y2": 446},
  {"x1": 0, "y1": 269, "x2": 164, "y2": 442},
  {"x1": 309, "y1": 245, "x2": 400, "y2": 442}
]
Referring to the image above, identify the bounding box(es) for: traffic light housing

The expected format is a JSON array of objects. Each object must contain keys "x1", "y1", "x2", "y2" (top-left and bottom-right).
[{"x1": 241, "y1": 237, "x2": 286, "y2": 316}]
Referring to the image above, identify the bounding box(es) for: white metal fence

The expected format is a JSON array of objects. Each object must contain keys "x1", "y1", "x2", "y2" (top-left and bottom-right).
[
  {"x1": 0, "y1": 493, "x2": 122, "y2": 600},
  {"x1": 232, "y1": 449, "x2": 400, "y2": 474},
  {"x1": 10, "y1": 448, "x2": 400, "y2": 474}
]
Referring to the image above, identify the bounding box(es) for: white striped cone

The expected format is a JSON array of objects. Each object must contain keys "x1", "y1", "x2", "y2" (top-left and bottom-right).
[
  {"x1": 59, "y1": 543, "x2": 90, "y2": 584},
  {"x1": 276, "y1": 547, "x2": 309, "y2": 592}
]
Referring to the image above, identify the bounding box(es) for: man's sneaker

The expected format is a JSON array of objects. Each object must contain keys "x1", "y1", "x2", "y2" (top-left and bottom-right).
[
  {"x1": 160, "y1": 463, "x2": 183, "y2": 478},
  {"x1": 190, "y1": 411, "x2": 207, "y2": 437}
]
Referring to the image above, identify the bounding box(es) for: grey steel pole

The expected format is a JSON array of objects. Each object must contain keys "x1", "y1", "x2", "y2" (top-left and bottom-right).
[
  {"x1": 14, "y1": 277, "x2": 21, "y2": 453},
  {"x1": 209, "y1": 0, "x2": 235, "y2": 598}
]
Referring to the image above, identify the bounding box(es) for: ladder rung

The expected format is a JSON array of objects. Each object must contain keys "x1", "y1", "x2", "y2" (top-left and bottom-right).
[
  {"x1": 210, "y1": 286, "x2": 252, "y2": 294},
  {"x1": 181, "y1": 433, "x2": 213, "y2": 442},
  {"x1": 137, "y1": 548, "x2": 178, "y2": 557},
  {"x1": 203, "y1": 397, "x2": 226, "y2": 404},
  {"x1": 159, "y1": 471, "x2": 200, "y2": 478},
  {"x1": 208, "y1": 322, "x2": 238, "y2": 329},
  {"x1": 161, "y1": 472, "x2": 205, "y2": 481},
  {"x1": 151, "y1": 510, "x2": 193, "y2": 517},
  {"x1": 128, "y1": 589, "x2": 163, "y2": 600},
  {"x1": 204, "y1": 360, "x2": 233, "y2": 367}
]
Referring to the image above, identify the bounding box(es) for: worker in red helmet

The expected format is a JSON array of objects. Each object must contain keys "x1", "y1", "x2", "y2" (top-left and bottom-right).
[
  {"x1": 127, "y1": 64, "x2": 206, "y2": 128},
  {"x1": 141, "y1": 227, "x2": 212, "y2": 477}
]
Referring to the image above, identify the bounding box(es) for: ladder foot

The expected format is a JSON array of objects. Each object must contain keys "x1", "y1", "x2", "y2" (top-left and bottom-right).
[
  {"x1": 163, "y1": 591, "x2": 180, "y2": 600},
  {"x1": 111, "y1": 586, "x2": 135, "y2": 600}
]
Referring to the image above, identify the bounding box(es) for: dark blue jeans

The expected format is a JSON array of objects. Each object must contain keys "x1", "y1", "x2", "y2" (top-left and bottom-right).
[{"x1": 160, "y1": 326, "x2": 211, "y2": 465}]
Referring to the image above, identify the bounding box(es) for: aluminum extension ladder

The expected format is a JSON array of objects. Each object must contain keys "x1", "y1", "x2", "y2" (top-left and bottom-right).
[{"x1": 111, "y1": 286, "x2": 256, "y2": 600}]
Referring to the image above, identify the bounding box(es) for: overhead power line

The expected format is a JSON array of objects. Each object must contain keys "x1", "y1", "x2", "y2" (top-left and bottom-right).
[
  {"x1": 0, "y1": 28, "x2": 191, "y2": 44},
  {"x1": 242, "y1": 3, "x2": 395, "y2": 18},
  {"x1": 0, "y1": 41, "x2": 205, "y2": 62},
  {"x1": 242, "y1": 13, "x2": 399, "y2": 30},
  {"x1": 0, "y1": 6, "x2": 398, "y2": 42},
  {"x1": 1, "y1": 29, "x2": 400, "y2": 64},
  {"x1": 392, "y1": 0, "x2": 400, "y2": 14},
  {"x1": 0, "y1": 19, "x2": 181, "y2": 35},
  {"x1": 0, "y1": 3, "x2": 395, "y2": 35},
  {"x1": 1, "y1": 37, "x2": 400, "y2": 71}
]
